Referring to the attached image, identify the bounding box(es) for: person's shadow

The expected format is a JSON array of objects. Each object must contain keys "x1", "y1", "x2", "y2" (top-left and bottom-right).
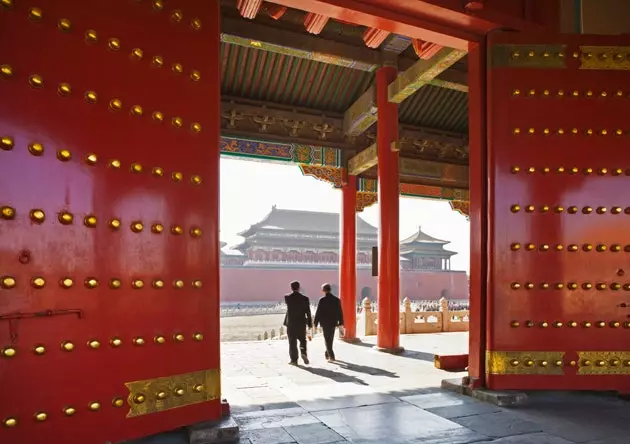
[
  {"x1": 333, "y1": 361, "x2": 399, "y2": 378},
  {"x1": 299, "y1": 365, "x2": 368, "y2": 386}
]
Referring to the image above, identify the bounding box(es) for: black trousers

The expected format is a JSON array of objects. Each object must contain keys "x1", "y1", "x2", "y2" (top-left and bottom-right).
[
  {"x1": 322, "y1": 325, "x2": 336, "y2": 360},
  {"x1": 287, "y1": 326, "x2": 307, "y2": 362}
]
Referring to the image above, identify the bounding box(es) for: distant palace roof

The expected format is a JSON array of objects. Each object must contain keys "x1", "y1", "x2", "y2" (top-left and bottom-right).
[
  {"x1": 400, "y1": 225, "x2": 449, "y2": 245},
  {"x1": 400, "y1": 226, "x2": 456, "y2": 257},
  {"x1": 237, "y1": 205, "x2": 378, "y2": 237}
]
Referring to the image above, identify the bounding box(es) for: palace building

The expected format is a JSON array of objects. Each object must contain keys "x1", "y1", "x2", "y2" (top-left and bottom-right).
[{"x1": 219, "y1": 206, "x2": 466, "y2": 303}]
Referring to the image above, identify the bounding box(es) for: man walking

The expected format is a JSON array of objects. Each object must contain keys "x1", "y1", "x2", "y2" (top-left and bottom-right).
[
  {"x1": 283, "y1": 281, "x2": 312, "y2": 365},
  {"x1": 314, "y1": 283, "x2": 344, "y2": 362}
]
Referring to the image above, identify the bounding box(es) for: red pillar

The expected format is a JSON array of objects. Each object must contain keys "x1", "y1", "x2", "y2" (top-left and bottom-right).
[
  {"x1": 466, "y1": 40, "x2": 487, "y2": 388},
  {"x1": 375, "y1": 66, "x2": 402, "y2": 352},
  {"x1": 340, "y1": 173, "x2": 358, "y2": 341},
  {"x1": 208, "y1": 1, "x2": 226, "y2": 412}
]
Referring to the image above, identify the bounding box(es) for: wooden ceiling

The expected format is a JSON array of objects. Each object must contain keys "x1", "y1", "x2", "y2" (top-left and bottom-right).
[{"x1": 219, "y1": 0, "x2": 470, "y2": 188}]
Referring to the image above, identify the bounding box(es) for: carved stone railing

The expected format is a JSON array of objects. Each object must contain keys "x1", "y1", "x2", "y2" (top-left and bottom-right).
[
  {"x1": 252, "y1": 297, "x2": 469, "y2": 341},
  {"x1": 357, "y1": 297, "x2": 469, "y2": 336}
]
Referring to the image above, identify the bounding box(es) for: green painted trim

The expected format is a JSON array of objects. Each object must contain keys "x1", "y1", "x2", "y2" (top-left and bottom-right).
[
  {"x1": 220, "y1": 136, "x2": 467, "y2": 202},
  {"x1": 220, "y1": 136, "x2": 342, "y2": 167},
  {"x1": 220, "y1": 152, "x2": 291, "y2": 164}
]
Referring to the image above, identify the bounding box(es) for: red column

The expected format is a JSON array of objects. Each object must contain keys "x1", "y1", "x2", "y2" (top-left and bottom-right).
[
  {"x1": 466, "y1": 40, "x2": 487, "y2": 388},
  {"x1": 208, "y1": 2, "x2": 227, "y2": 415},
  {"x1": 375, "y1": 66, "x2": 402, "y2": 352},
  {"x1": 340, "y1": 173, "x2": 357, "y2": 341}
]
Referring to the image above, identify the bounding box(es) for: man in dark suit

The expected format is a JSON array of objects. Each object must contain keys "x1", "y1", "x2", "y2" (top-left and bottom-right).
[
  {"x1": 314, "y1": 283, "x2": 344, "y2": 362},
  {"x1": 283, "y1": 281, "x2": 312, "y2": 365}
]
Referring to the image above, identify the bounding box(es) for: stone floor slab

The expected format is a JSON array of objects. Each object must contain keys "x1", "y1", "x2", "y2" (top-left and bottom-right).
[
  {"x1": 122, "y1": 431, "x2": 188, "y2": 444},
  {"x1": 241, "y1": 427, "x2": 296, "y2": 444},
  {"x1": 350, "y1": 427, "x2": 488, "y2": 444},
  {"x1": 314, "y1": 402, "x2": 463, "y2": 442},
  {"x1": 478, "y1": 432, "x2": 575, "y2": 444},
  {"x1": 426, "y1": 401, "x2": 501, "y2": 419},
  {"x1": 235, "y1": 412, "x2": 320, "y2": 431},
  {"x1": 284, "y1": 423, "x2": 345, "y2": 444},
  {"x1": 221, "y1": 334, "x2": 630, "y2": 444},
  {"x1": 585, "y1": 437, "x2": 630, "y2": 444},
  {"x1": 453, "y1": 412, "x2": 543, "y2": 439},
  {"x1": 402, "y1": 391, "x2": 477, "y2": 409},
  {"x1": 295, "y1": 392, "x2": 400, "y2": 412}
]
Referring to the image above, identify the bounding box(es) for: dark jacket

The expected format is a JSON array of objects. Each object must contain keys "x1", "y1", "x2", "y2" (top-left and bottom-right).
[
  {"x1": 283, "y1": 291, "x2": 312, "y2": 329},
  {"x1": 314, "y1": 292, "x2": 344, "y2": 328}
]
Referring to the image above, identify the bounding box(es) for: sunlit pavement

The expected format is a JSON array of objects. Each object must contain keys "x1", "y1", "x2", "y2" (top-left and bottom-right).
[{"x1": 221, "y1": 333, "x2": 630, "y2": 444}]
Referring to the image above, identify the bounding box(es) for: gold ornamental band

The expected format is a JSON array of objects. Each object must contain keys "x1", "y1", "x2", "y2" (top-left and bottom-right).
[
  {"x1": 485, "y1": 351, "x2": 565, "y2": 375},
  {"x1": 577, "y1": 352, "x2": 630, "y2": 375},
  {"x1": 125, "y1": 369, "x2": 220, "y2": 418},
  {"x1": 489, "y1": 44, "x2": 568, "y2": 69},
  {"x1": 579, "y1": 46, "x2": 630, "y2": 70}
]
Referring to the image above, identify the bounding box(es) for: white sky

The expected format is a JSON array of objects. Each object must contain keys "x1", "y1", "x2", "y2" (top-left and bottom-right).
[{"x1": 220, "y1": 157, "x2": 470, "y2": 273}]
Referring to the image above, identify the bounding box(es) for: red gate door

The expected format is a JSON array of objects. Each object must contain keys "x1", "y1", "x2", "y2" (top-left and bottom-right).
[
  {"x1": 486, "y1": 31, "x2": 630, "y2": 391},
  {"x1": 0, "y1": 1, "x2": 221, "y2": 443}
]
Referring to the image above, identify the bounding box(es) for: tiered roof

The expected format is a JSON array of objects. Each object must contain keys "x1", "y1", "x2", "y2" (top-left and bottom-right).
[
  {"x1": 237, "y1": 205, "x2": 377, "y2": 237},
  {"x1": 399, "y1": 226, "x2": 456, "y2": 257},
  {"x1": 224, "y1": 207, "x2": 456, "y2": 260}
]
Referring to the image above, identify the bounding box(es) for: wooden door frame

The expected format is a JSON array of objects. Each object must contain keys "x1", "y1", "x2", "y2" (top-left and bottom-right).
[{"x1": 259, "y1": 0, "x2": 528, "y2": 386}]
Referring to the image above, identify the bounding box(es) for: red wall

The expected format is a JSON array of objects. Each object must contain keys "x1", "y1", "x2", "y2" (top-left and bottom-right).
[{"x1": 220, "y1": 267, "x2": 468, "y2": 303}]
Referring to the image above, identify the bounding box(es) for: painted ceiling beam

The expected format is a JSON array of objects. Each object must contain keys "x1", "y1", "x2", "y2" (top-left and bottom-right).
[
  {"x1": 219, "y1": 97, "x2": 469, "y2": 165},
  {"x1": 388, "y1": 47, "x2": 467, "y2": 103},
  {"x1": 348, "y1": 143, "x2": 377, "y2": 175},
  {"x1": 343, "y1": 47, "x2": 467, "y2": 137},
  {"x1": 343, "y1": 85, "x2": 377, "y2": 136},
  {"x1": 347, "y1": 143, "x2": 468, "y2": 188}
]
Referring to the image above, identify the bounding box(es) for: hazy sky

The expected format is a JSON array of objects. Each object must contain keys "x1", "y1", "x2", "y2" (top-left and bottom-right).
[{"x1": 220, "y1": 157, "x2": 471, "y2": 273}]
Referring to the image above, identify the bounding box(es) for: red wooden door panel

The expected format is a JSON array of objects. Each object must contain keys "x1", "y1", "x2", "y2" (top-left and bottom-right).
[
  {"x1": 486, "y1": 31, "x2": 630, "y2": 391},
  {"x1": 0, "y1": 1, "x2": 221, "y2": 443}
]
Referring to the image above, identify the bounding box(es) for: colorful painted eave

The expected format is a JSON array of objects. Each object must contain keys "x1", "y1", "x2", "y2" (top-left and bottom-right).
[{"x1": 220, "y1": 136, "x2": 469, "y2": 203}]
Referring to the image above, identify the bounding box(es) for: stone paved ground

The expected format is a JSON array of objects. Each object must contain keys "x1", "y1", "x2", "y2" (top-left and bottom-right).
[{"x1": 221, "y1": 333, "x2": 630, "y2": 444}]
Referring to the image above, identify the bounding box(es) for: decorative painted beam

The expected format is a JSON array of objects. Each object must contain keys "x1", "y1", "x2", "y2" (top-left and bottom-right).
[
  {"x1": 388, "y1": 47, "x2": 467, "y2": 104},
  {"x1": 220, "y1": 136, "x2": 342, "y2": 167},
  {"x1": 348, "y1": 143, "x2": 377, "y2": 175},
  {"x1": 401, "y1": 184, "x2": 469, "y2": 201},
  {"x1": 354, "y1": 183, "x2": 470, "y2": 212},
  {"x1": 218, "y1": 135, "x2": 469, "y2": 203},
  {"x1": 343, "y1": 86, "x2": 377, "y2": 136},
  {"x1": 450, "y1": 200, "x2": 470, "y2": 219},
  {"x1": 220, "y1": 98, "x2": 469, "y2": 164},
  {"x1": 357, "y1": 192, "x2": 378, "y2": 212},
  {"x1": 299, "y1": 165, "x2": 343, "y2": 187},
  {"x1": 399, "y1": 158, "x2": 468, "y2": 187}
]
